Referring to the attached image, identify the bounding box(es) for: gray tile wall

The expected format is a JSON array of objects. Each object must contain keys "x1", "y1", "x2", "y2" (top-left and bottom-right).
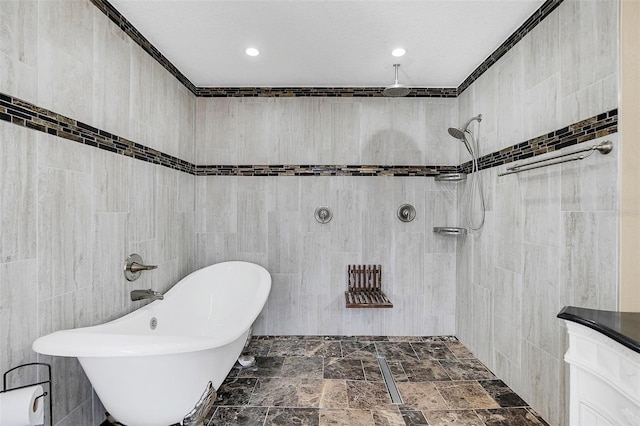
[
  {"x1": 0, "y1": 1, "x2": 196, "y2": 425},
  {"x1": 194, "y1": 97, "x2": 461, "y2": 336},
  {"x1": 196, "y1": 97, "x2": 458, "y2": 166},
  {"x1": 455, "y1": 1, "x2": 619, "y2": 425},
  {"x1": 195, "y1": 175, "x2": 459, "y2": 336}
]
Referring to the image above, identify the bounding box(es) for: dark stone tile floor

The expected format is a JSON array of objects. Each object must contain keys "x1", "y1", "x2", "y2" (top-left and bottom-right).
[{"x1": 204, "y1": 336, "x2": 550, "y2": 426}]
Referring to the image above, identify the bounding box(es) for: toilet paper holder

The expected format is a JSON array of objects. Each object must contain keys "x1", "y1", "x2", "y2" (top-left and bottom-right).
[{"x1": 2, "y1": 362, "x2": 52, "y2": 425}]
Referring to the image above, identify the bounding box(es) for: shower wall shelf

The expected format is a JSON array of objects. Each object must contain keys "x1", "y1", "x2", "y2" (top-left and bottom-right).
[
  {"x1": 434, "y1": 173, "x2": 467, "y2": 182},
  {"x1": 345, "y1": 265, "x2": 393, "y2": 308},
  {"x1": 433, "y1": 227, "x2": 468, "y2": 236}
]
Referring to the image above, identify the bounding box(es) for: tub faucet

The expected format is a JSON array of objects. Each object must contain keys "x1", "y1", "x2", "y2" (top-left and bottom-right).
[{"x1": 131, "y1": 289, "x2": 164, "y2": 302}]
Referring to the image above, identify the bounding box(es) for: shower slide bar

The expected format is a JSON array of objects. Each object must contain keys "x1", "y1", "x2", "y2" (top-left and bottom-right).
[{"x1": 498, "y1": 140, "x2": 613, "y2": 177}]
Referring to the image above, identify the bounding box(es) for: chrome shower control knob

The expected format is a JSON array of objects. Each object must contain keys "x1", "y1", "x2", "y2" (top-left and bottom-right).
[
  {"x1": 397, "y1": 204, "x2": 416, "y2": 222},
  {"x1": 314, "y1": 206, "x2": 333, "y2": 224}
]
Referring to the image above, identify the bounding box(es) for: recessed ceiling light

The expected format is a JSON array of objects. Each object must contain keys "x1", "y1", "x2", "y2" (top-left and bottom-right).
[
  {"x1": 392, "y1": 48, "x2": 406, "y2": 57},
  {"x1": 245, "y1": 47, "x2": 260, "y2": 57}
]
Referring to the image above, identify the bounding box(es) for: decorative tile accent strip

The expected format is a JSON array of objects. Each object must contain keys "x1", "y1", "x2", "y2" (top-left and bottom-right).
[
  {"x1": 0, "y1": 92, "x2": 195, "y2": 174},
  {"x1": 0, "y1": 92, "x2": 616, "y2": 179},
  {"x1": 457, "y1": 0, "x2": 564, "y2": 95},
  {"x1": 89, "y1": 0, "x2": 197, "y2": 95},
  {"x1": 194, "y1": 87, "x2": 457, "y2": 98},
  {"x1": 194, "y1": 164, "x2": 457, "y2": 177},
  {"x1": 89, "y1": 0, "x2": 558, "y2": 98},
  {"x1": 460, "y1": 108, "x2": 618, "y2": 174},
  {"x1": 0, "y1": 91, "x2": 460, "y2": 177}
]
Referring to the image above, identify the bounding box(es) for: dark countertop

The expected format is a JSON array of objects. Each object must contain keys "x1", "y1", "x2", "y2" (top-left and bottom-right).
[{"x1": 557, "y1": 306, "x2": 640, "y2": 354}]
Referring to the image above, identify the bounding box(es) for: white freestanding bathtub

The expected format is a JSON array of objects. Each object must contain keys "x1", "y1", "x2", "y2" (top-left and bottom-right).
[{"x1": 32, "y1": 261, "x2": 271, "y2": 426}]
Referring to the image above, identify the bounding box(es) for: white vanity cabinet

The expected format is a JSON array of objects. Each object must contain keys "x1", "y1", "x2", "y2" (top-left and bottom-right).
[{"x1": 559, "y1": 306, "x2": 640, "y2": 426}]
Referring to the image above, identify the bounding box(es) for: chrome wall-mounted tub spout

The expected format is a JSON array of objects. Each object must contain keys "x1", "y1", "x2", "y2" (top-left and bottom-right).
[{"x1": 131, "y1": 289, "x2": 164, "y2": 302}]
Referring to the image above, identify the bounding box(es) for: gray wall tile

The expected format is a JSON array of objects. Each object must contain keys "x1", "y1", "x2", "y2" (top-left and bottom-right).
[
  {"x1": 1, "y1": 2, "x2": 197, "y2": 425},
  {"x1": 195, "y1": 174, "x2": 459, "y2": 336},
  {"x1": 0, "y1": 260, "x2": 38, "y2": 387},
  {"x1": 0, "y1": 1, "x2": 38, "y2": 103},
  {"x1": 0, "y1": 122, "x2": 37, "y2": 263},
  {"x1": 456, "y1": 2, "x2": 619, "y2": 425}
]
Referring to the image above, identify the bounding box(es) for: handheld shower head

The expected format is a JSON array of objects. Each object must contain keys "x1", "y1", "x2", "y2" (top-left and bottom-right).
[
  {"x1": 448, "y1": 114, "x2": 486, "y2": 231},
  {"x1": 447, "y1": 127, "x2": 466, "y2": 140},
  {"x1": 448, "y1": 114, "x2": 483, "y2": 156},
  {"x1": 447, "y1": 127, "x2": 474, "y2": 155}
]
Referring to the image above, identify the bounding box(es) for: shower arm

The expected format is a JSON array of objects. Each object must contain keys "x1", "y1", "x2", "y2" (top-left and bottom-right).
[{"x1": 462, "y1": 114, "x2": 483, "y2": 132}]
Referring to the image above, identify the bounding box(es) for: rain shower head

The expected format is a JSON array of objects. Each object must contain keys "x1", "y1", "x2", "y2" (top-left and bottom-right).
[{"x1": 382, "y1": 64, "x2": 411, "y2": 97}]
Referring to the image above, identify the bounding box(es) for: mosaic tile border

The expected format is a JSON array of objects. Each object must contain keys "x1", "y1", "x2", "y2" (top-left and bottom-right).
[
  {"x1": 194, "y1": 87, "x2": 457, "y2": 98},
  {"x1": 89, "y1": 0, "x2": 560, "y2": 98},
  {"x1": 0, "y1": 93, "x2": 194, "y2": 174},
  {"x1": 457, "y1": 0, "x2": 564, "y2": 94},
  {"x1": 0, "y1": 91, "x2": 617, "y2": 179},
  {"x1": 194, "y1": 164, "x2": 457, "y2": 177},
  {"x1": 460, "y1": 109, "x2": 618, "y2": 174}
]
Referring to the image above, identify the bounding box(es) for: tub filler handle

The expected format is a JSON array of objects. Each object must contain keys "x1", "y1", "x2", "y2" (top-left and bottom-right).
[{"x1": 124, "y1": 253, "x2": 158, "y2": 281}]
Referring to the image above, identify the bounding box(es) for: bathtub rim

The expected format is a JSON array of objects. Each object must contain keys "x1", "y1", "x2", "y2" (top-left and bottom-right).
[{"x1": 32, "y1": 261, "x2": 271, "y2": 358}]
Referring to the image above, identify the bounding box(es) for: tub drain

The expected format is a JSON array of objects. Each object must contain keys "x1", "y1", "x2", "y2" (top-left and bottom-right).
[{"x1": 150, "y1": 317, "x2": 157, "y2": 330}]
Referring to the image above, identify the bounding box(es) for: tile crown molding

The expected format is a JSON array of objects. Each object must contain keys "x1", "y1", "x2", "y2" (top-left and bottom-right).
[{"x1": 194, "y1": 87, "x2": 458, "y2": 98}]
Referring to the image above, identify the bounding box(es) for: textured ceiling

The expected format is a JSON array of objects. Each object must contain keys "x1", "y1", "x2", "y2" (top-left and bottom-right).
[{"x1": 109, "y1": 0, "x2": 545, "y2": 88}]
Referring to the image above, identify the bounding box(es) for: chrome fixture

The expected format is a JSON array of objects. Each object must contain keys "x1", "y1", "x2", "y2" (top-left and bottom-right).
[
  {"x1": 397, "y1": 204, "x2": 416, "y2": 222},
  {"x1": 314, "y1": 206, "x2": 333, "y2": 224},
  {"x1": 130, "y1": 289, "x2": 164, "y2": 302},
  {"x1": 237, "y1": 355, "x2": 256, "y2": 367},
  {"x1": 183, "y1": 382, "x2": 216, "y2": 426},
  {"x1": 124, "y1": 254, "x2": 157, "y2": 282},
  {"x1": 237, "y1": 325, "x2": 257, "y2": 367},
  {"x1": 448, "y1": 115, "x2": 483, "y2": 139},
  {"x1": 435, "y1": 172, "x2": 467, "y2": 182},
  {"x1": 382, "y1": 64, "x2": 411, "y2": 97},
  {"x1": 447, "y1": 114, "x2": 482, "y2": 156},
  {"x1": 433, "y1": 227, "x2": 468, "y2": 236},
  {"x1": 448, "y1": 114, "x2": 485, "y2": 231},
  {"x1": 498, "y1": 140, "x2": 613, "y2": 176}
]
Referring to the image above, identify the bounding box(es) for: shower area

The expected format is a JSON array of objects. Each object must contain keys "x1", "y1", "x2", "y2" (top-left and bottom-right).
[
  {"x1": 194, "y1": 2, "x2": 619, "y2": 421},
  {"x1": 195, "y1": 96, "x2": 463, "y2": 337},
  {"x1": 0, "y1": 0, "x2": 623, "y2": 425}
]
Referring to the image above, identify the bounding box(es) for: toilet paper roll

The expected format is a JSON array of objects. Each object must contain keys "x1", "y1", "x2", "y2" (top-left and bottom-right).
[{"x1": 0, "y1": 385, "x2": 45, "y2": 426}]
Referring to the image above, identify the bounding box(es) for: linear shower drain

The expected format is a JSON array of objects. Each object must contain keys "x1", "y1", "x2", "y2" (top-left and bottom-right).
[{"x1": 377, "y1": 357, "x2": 403, "y2": 404}]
